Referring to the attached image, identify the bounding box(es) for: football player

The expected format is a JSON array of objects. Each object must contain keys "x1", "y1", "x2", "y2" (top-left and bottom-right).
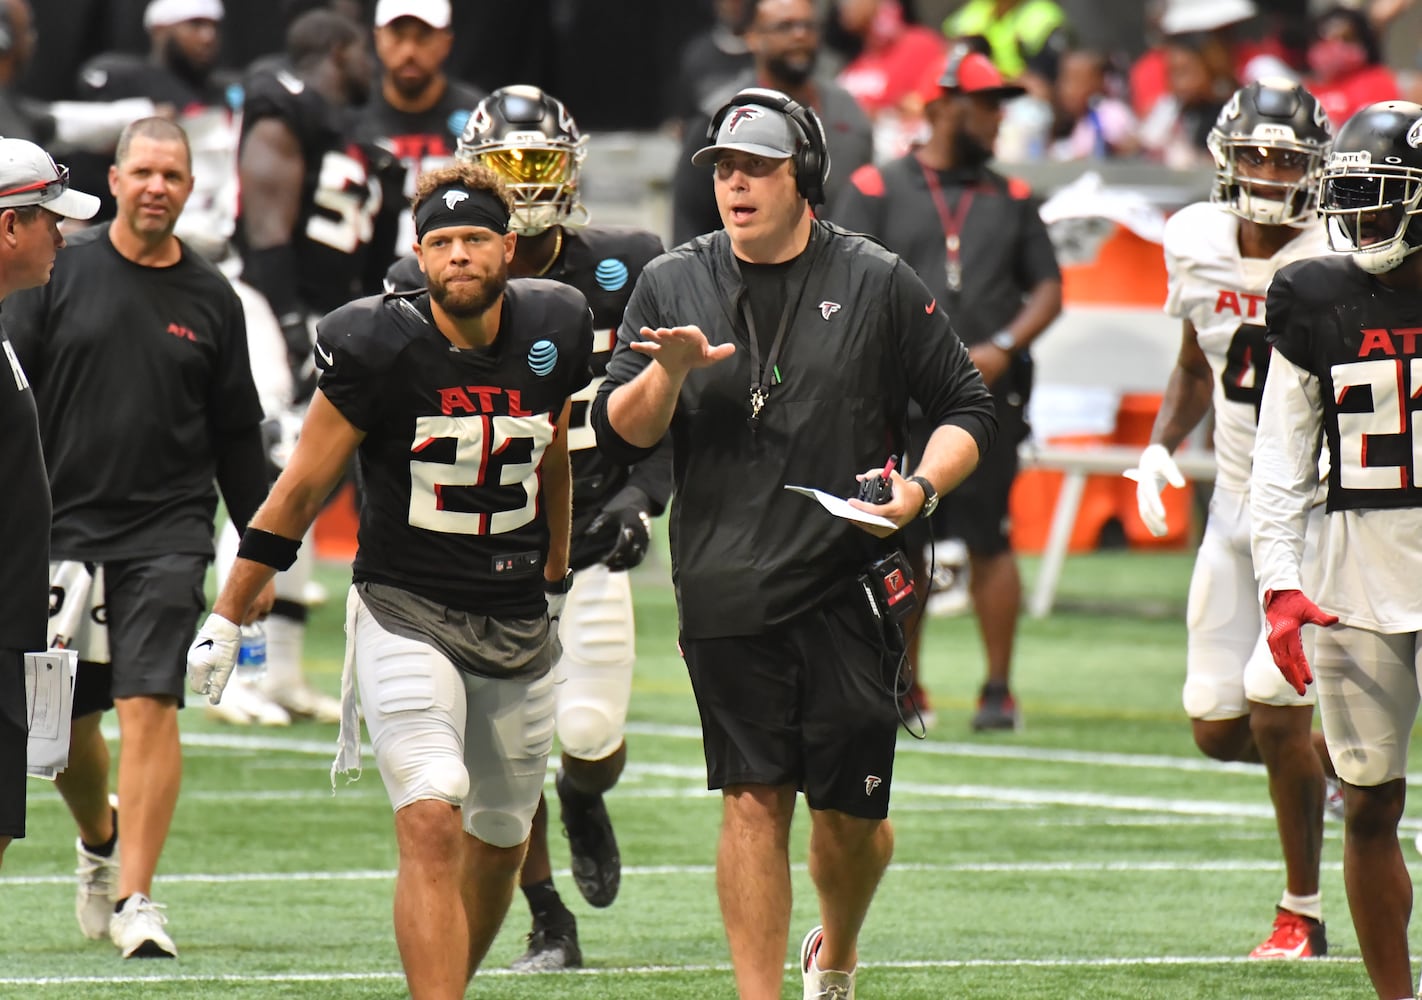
[
  {"x1": 388, "y1": 85, "x2": 670, "y2": 972},
  {"x1": 350, "y1": 0, "x2": 485, "y2": 271},
  {"x1": 1252, "y1": 100, "x2": 1422, "y2": 1000},
  {"x1": 236, "y1": 8, "x2": 390, "y2": 386},
  {"x1": 1125, "y1": 79, "x2": 1339, "y2": 959},
  {"x1": 189, "y1": 161, "x2": 589, "y2": 997}
]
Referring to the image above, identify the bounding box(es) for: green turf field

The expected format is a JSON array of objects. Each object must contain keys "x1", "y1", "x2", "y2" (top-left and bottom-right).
[{"x1": 4, "y1": 549, "x2": 1414, "y2": 999}]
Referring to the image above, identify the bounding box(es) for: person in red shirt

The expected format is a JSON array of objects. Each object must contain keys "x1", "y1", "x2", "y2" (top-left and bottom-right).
[
  {"x1": 1306, "y1": 5, "x2": 1398, "y2": 128},
  {"x1": 834, "y1": 0, "x2": 945, "y2": 117}
]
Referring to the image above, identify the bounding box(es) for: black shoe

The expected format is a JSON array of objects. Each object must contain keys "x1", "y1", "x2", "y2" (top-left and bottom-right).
[
  {"x1": 971, "y1": 683, "x2": 1021, "y2": 732},
  {"x1": 510, "y1": 916, "x2": 581, "y2": 972},
  {"x1": 556, "y1": 767, "x2": 620, "y2": 908}
]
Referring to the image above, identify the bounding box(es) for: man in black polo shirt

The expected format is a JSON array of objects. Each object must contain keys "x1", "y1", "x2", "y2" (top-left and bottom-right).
[
  {"x1": 3, "y1": 117, "x2": 269, "y2": 958},
  {"x1": 0, "y1": 138, "x2": 99, "y2": 870},
  {"x1": 829, "y1": 44, "x2": 1063, "y2": 732},
  {"x1": 594, "y1": 86, "x2": 996, "y2": 1000}
]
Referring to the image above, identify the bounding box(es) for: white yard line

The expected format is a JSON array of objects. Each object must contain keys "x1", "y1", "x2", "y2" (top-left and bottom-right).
[
  {"x1": 0, "y1": 858, "x2": 1349, "y2": 887},
  {"x1": 0, "y1": 953, "x2": 1364, "y2": 987}
]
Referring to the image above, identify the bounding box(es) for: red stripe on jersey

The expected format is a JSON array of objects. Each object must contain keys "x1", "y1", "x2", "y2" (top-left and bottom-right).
[{"x1": 412, "y1": 437, "x2": 437, "y2": 453}]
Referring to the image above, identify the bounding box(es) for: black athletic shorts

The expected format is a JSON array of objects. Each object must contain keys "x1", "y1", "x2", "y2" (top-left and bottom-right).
[
  {"x1": 71, "y1": 553, "x2": 207, "y2": 717},
  {"x1": 680, "y1": 585, "x2": 901, "y2": 819},
  {"x1": 0, "y1": 648, "x2": 25, "y2": 839}
]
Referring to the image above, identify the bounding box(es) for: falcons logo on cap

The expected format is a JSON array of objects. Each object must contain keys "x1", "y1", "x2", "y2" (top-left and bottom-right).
[
  {"x1": 443, "y1": 190, "x2": 470, "y2": 209},
  {"x1": 726, "y1": 107, "x2": 764, "y2": 133}
]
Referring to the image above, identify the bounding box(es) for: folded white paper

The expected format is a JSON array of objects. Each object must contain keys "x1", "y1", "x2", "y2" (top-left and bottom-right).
[
  {"x1": 26, "y1": 649, "x2": 77, "y2": 779},
  {"x1": 784, "y1": 485, "x2": 897, "y2": 529}
]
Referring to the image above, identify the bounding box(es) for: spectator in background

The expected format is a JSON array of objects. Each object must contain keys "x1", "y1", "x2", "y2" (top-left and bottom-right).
[
  {"x1": 671, "y1": 0, "x2": 755, "y2": 129},
  {"x1": 1139, "y1": 33, "x2": 1235, "y2": 169},
  {"x1": 0, "y1": 0, "x2": 42, "y2": 139},
  {"x1": 74, "y1": 0, "x2": 238, "y2": 246},
  {"x1": 828, "y1": 45, "x2": 1062, "y2": 732},
  {"x1": 350, "y1": 0, "x2": 485, "y2": 272},
  {"x1": 1131, "y1": 0, "x2": 1296, "y2": 121},
  {"x1": 942, "y1": 0, "x2": 1069, "y2": 83},
  {"x1": 1049, "y1": 48, "x2": 1138, "y2": 160},
  {"x1": 834, "y1": 0, "x2": 945, "y2": 161},
  {"x1": 670, "y1": 0, "x2": 872, "y2": 246},
  {"x1": 1306, "y1": 5, "x2": 1398, "y2": 127}
]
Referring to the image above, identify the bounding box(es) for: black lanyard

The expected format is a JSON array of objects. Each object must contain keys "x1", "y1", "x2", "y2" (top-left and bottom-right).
[
  {"x1": 920, "y1": 161, "x2": 976, "y2": 293},
  {"x1": 737, "y1": 254, "x2": 813, "y2": 432}
]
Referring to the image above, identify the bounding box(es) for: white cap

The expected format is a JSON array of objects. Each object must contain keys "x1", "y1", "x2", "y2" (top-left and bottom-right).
[
  {"x1": 0, "y1": 138, "x2": 100, "y2": 220},
  {"x1": 374, "y1": 0, "x2": 451, "y2": 29},
  {"x1": 1161, "y1": 0, "x2": 1256, "y2": 35},
  {"x1": 143, "y1": 0, "x2": 224, "y2": 30}
]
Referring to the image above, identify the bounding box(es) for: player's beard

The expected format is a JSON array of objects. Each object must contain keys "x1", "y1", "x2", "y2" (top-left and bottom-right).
[
  {"x1": 765, "y1": 50, "x2": 817, "y2": 88},
  {"x1": 429, "y1": 264, "x2": 509, "y2": 319},
  {"x1": 163, "y1": 36, "x2": 215, "y2": 87}
]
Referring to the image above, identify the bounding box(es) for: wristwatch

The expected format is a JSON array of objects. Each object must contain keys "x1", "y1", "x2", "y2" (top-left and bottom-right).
[
  {"x1": 989, "y1": 329, "x2": 1017, "y2": 353},
  {"x1": 907, "y1": 475, "x2": 939, "y2": 519},
  {"x1": 545, "y1": 570, "x2": 574, "y2": 594}
]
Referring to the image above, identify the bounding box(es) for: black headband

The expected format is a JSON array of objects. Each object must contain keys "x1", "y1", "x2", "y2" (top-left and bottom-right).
[{"x1": 415, "y1": 184, "x2": 510, "y2": 241}]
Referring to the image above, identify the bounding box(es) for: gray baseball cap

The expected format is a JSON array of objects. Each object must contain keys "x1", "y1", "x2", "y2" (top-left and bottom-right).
[
  {"x1": 0, "y1": 138, "x2": 99, "y2": 220},
  {"x1": 692, "y1": 102, "x2": 799, "y2": 167}
]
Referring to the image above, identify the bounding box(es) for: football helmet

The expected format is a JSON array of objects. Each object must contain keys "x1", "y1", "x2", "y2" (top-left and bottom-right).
[
  {"x1": 1320, "y1": 100, "x2": 1422, "y2": 273},
  {"x1": 1207, "y1": 79, "x2": 1332, "y2": 227},
  {"x1": 457, "y1": 85, "x2": 589, "y2": 236}
]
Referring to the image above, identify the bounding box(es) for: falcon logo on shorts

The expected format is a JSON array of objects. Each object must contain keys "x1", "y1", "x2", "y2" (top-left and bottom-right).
[
  {"x1": 819, "y1": 301, "x2": 841, "y2": 321},
  {"x1": 443, "y1": 190, "x2": 470, "y2": 210},
  {"x1": 864, "y1": 775, "x2": 882, "y2": 795},
  {"x1": 528, "y1": 339, "x2": 559, "y2": 376}
]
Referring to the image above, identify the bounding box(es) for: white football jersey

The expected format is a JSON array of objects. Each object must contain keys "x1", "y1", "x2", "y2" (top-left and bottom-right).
[{"x1": 1162, "y1": 202, "x2": 1330, "y2": 494}]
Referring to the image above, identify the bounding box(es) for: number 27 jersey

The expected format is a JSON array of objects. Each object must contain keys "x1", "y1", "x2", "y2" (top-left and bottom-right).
[
  {"x1": 1163, "y1": 202, "x2": 1330, "y2": 494},
  {"x1": 316, "y1": 280, "x2": 592, "y2": 616}
]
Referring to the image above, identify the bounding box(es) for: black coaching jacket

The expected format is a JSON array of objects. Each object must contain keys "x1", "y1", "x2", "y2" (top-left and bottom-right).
[{"x1": 592, "y1": 221, "x2": 997, "y2": 640}]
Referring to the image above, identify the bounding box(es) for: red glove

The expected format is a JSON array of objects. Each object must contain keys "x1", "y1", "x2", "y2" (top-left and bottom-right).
[{"x1": 1264, "y1": 590, "x2": 1339, "y2": 696}]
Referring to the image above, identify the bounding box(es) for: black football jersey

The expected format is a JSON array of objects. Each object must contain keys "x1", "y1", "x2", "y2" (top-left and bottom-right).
[
  {"x1": 316, "y1": 280, "x2": 593, "y2": 615},
  {"x1": 1267, "y1": 255, "x2": 1422, "y2": 511},
  {"x1": 349, "y1": 79, "x2": 486, "y2": 265},
  {"x1": 239, "y1": 66, "x2": 393, "y2": 315},
  {"x1": 384, "y1": 225, "x2": 667, "y2": 531}
]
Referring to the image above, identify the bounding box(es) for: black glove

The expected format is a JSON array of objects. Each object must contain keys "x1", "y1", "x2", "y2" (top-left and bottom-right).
[{"x1": 569, "y1": 488, "x2": 653, "y2": 572}]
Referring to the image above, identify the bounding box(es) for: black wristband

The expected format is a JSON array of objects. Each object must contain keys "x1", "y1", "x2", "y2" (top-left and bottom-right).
[
  {"x1": 544, "y1": 570, "x2": 574, "y2": 594},
  {"x1": 237, "y1": 527, "x2": 301, "y2": 571}
]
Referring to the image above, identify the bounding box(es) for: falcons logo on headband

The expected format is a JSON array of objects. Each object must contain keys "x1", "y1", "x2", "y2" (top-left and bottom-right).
[
  {"x1": 726, "y1": 107, "x2": 764, "y2": 133},
  {"x1": 443, "y1": 190, "x2": 470, "y2": 209}
]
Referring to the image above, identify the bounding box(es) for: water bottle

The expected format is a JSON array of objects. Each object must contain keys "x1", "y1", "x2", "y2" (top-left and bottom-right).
[{"x1": 237, "y1": 624, "x2": 267, "y2": 681}]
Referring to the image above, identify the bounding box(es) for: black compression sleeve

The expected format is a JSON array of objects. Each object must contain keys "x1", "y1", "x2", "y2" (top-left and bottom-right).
[{"x1": 215, "y1": 423, "x2": 270, "y2": 535}]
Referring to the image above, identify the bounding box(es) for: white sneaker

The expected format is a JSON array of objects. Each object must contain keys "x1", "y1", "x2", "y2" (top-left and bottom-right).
[
  {"x1": 800, "y1": 925, "x2": 856, "y2": 1000},
  {"x1": 261, "y1": 679, "x2": 342, "y2": 724},
  {"x1": 110, "y1": 893, "x2": 177, "y2": 958},
  {"x1": 74, "y1": 838, "x2": 119, "y2": 940},
  {"x1": 204, "y1": 675, "x2": 291, "y2": 726}
]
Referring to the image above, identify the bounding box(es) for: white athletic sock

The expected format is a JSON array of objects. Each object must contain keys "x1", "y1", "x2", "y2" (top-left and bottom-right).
[
  {"x1": 1281, "y1": 891, "x2": 1322, "y2": 922},
  {"x1": 262, "y1": 612, "x2": 307, "y2": 689}
]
